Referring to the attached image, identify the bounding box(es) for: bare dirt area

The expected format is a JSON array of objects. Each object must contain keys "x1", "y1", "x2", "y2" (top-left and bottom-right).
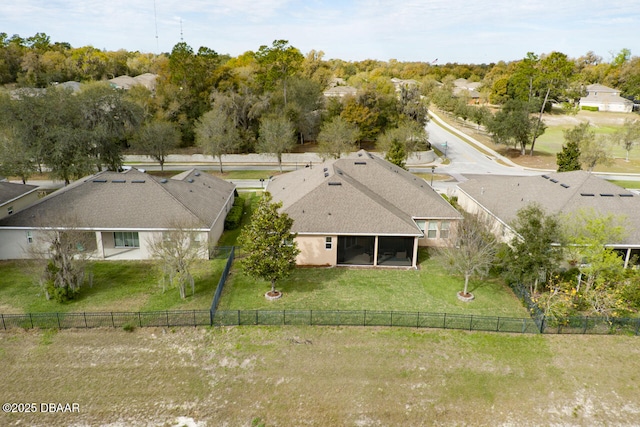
[{"x1": 1, "y1": 327, "x2": 639, "y2": 426}]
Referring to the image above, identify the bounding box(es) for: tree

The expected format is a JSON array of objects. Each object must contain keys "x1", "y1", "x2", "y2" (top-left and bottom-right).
[
  {"x1": 238, "y1": 192, "x2": 300, "y2": 298},
  {"x1": 0, "y1": 126, "x2": 35, "y2": 183},
  {"x1": 195, "y1": 108, "x2": 241, "y2": 173},
  {"x1": 500, "y1": 204, "x2": 564, "y2": 294},
  {"x1": 487, "y1": 99, "x2": 544, "y2": 155},
  {"x1": 255, "y1": 40, "x2": 304, "y2": 106},
  {"x1": 256, "y1": 115, "x2": 296, "y2": 172},
  {"x1": 148, "y1": 224, "x2": 207, "y2": 299},
  {"x1": 376, "y1": 120, "x2": 429, "y2": 162},
  {"x1": 580, "y1": 135, "x2": 613, "y2": 172},
  {"x1": 438, "y1": 212, "x2": 498, "y2": 299},
  {"x1": 384, "y1": 138, "x2": 407, "y2": 169},
  {"x1": 612, "y1": 119, "x2": 640, "y2": 162},
  {"x1": 132, "y1": 120, "x2": 181, "y2": 171},
  {"x1": 317, "y1": 116, "x2": 359, "y2": 159},
  {"x1": 556, "y1": 140, "x2": 582, "y2": 172},
  {"x1": 28, "y1": 226, "x2": 95, "y2": 302}
]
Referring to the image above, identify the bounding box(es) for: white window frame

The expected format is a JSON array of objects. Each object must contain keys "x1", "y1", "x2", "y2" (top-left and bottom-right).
[
  {"x1": 26, "y1": 230, "x2": 33, "y2": 244},
  {"x1": 114, "y1": 231, "x2": 140, "y2": 248},
  {"x1": 427, "y1": 222, "x2": 438, "y2": 239},
  {"x1": 415, "y1": 220, "x2": 426, "y2": 233},
  {"x1": 325, "y1": 236, "x2": 332, "y2": 250}
]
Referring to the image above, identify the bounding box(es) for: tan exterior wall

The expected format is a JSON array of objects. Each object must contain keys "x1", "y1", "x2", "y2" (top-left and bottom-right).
[
  {"x1": 457, "y1": 191, "x2": 515, "y2": 244},
  {"x1": 295, "y1": 234, "x2": 336, "y2": 266},
  {"x1": 0, "y1": 191, "x2": 40, "y2": 220}
]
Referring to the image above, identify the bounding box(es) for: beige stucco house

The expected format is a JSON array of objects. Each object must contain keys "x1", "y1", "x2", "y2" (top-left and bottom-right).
[
  {"x1": 0, "y1": 182, "x2": 39, "y2": 220},
  {"x1": 579, "y1": 84, "x2": 633, "y2": 113},
  {"x1": 0, "y1": 168, "x2": 235, "y2": 261},
  {"x1": 457, "y1": 171, "x2": 640, "y2": 267},
  {"x1": 267, "y1": 150, "x2": 462, "y2": 268}
]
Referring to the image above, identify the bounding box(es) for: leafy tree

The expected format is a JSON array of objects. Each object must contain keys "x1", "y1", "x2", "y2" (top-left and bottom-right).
[
  {"x1": 500, "y1": 204, "x2": 564, "y2": 294},
  {"x1": 384, "y1": 138, "x2": 407, "y2": 169},
  {"x1": 131, "y1": 120, "x2": 181, "y2": 171},
  {"x1": 556, "y1": 140, "x2": 582, "y2": 172},
  {"x1": 612, "y1": 119, "x2": 640, "y2": 162},
  {"x1": 148, "y1": 223, "x2": 207, "y2": 299},
  {"x1": 238, "y1": 192, "x2": 300, "y2": 297},
  {"x1": 282, "y1": 77, "x2": 324, "y2": 143},
  {"x1": 317, "y1": 116, "x2": 359, "y2": 159},
  {"x1": 0, "y1": 125, "x2": 35, "y2": 183},
  {"x1": 486, "y1": 99, "x2": 544, "y2": 155},
  {"x1": 397, "y1": 84, "x2": 429, "y2": 125},
  {"x1": 376, "y1": 120, "x2": 429, "y2": 160},
  {"x1": 340, "y1": 96, "x2": 380, "y2": 141},
  {"x1": 255, "y1": 40, "x2": 304, "y2": 106},
  {"x1": 580, "y1": 135, "x2": 613, "y2": 171},
  {"x1": 256, "y1": 115, "x2": 296, "y2": 172},
  {"x1": 195, "y1": 107, "x2": 242, "y2": 173},
  {"x1": 438, "y1": 212, "x2": 498, "y2": 299}
]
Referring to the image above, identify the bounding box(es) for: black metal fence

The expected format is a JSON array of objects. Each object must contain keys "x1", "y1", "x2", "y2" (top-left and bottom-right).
[{"x1": 210, "y1": 246, "x2": 235, "y2": 314}]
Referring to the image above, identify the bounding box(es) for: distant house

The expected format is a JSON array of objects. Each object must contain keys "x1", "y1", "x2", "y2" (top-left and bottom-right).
[
  {"x1": 579, "y1": 84, "x2": 633, "y2": 113},
  {"x1": 0, "y1": 182, "x2": 39, "y2": 220},
  {"x1": 323, "y1": 85, "x2": 357, "y2": 98},
  {"x1": 267, "y1": 150, "x2": 462, "y2": 268},
  {"x1": 0, "y1": 168, "x2": 235, "y2": 261},
  {"x1": 457, "y1": 171, "x2": 640, "y2": 267},
  {"x1": 453, "y1": 78, "x2": 481, "y2": 104},
  {"x1": 391, "y1": 78, "x2": 419, "y2": 92},
  {"x1": 108, "y1": 73, "x2": 158, "y2": 91}
]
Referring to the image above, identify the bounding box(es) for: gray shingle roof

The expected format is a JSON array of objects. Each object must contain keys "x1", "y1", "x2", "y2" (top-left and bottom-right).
[
  {"x1": 267, "y1": 150, "x2": 462, "y2": 235},
  {"x1": 458, "y1": 171, "x2": 640, "y2": 245},
  {"x1": 0, "y1": 182, "x2": 38, "y2": 205},
  {"x1": 0, "y1": 169, "x2": 235, "y2": 230}
]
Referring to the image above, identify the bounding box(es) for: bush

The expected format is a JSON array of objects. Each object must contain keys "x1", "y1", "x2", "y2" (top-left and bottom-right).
[
  {"x1": 224, "y1": 196, "x2": 245, "y2": 230},
  {"x1": 581, "y1": 105, "x2": 599, "y2": 111}
]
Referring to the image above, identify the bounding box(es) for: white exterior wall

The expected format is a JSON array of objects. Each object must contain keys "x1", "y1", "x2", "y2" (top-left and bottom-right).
[
  {"x1": 0, "y1": 229, "x2": 38, "y2": 259},
  {"x1": 295, "y1": 234, "x2": 336, "y2": 266}
]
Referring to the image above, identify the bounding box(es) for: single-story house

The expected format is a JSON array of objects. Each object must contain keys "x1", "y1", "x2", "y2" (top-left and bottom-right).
[
  {"x1": 266, "y1": 150, "x2": 463, "y2": 268},
  {"x1": 0, "y1": 168, "x2": 235, "y2": 261},
  {"x1": 453, "y1": 78, "x2": 481, "y2": 104},
  {"x1": 0, "y1": 182, "x2": 40, "y2": 220},
  {"x1": 457, "y1": 171, "x2": 640, "y2": 267},
  {"x1": 579, "y1": 84, "x2": 633, "y2": 113}
]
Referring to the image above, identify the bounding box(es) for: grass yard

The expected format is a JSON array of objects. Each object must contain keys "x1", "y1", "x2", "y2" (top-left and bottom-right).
[
  {"x1": 219, "y1": 252, "x2": 529, "y2": 318},
  {"x1": 1, "y1": 326, "x2": 638, "y2": 426},
  {"x1": 0, "y1": 258, "x2": 226, "y2": 314}
]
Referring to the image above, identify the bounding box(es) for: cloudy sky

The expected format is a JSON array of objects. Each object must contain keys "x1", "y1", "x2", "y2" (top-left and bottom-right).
[{"x1": 1, "y1": 0, "x2": 638, "y2": 64}]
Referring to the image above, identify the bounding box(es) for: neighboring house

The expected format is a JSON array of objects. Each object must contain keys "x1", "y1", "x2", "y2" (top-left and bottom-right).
[
  {"x1": 391, "y1": 78, "x2": 419, "y2": 92},
  {"x1": 453, "y1": 78, "x2": 481, "y2": 104},
  {"x1": 457, "y1": 171, "x2": 640, "y2": 267},
  {"x1": 108, "y1": 73, "x2": 158, "y2": 91},
  {"x1": 0, "y1": 168, "x2": 235, "y2": 261},
  {"x1": 579, "y1": 84, "x2": 633, "y2": 113},
  {"x1": 266, "y1": 150, "x2": 462, "y2": 268},
  {"x1": 323, "y1": 85, "x2": 357, "y2": 98},
  {"x1": 0, "y1": 182, "x2": 39, "y2": 220}
]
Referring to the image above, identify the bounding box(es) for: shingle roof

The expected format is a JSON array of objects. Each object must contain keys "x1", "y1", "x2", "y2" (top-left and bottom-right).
[
  {"x1": 0, "y1": 182, "x2": 38, "y2": 206},
  {"x1": 457, "y1": 171, "x2": 640, "y2": 245},
  {"x1": 0, "y1": 169, "x2": 235, "y2": 230},
  {"x1": 267, "y1": 150, "x2": 462, "y2": 236}
]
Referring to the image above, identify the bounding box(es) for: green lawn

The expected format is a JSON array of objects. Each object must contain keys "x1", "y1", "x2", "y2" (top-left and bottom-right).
[
  {"x1": 218, "y1": 252, "x2": 529, "y2": 318},
  {"x1": 0, "y1": 259, "x2": 226, "y2": 314}
]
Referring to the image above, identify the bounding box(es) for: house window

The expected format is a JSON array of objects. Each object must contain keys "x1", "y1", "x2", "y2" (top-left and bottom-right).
[
  {"x1": 325, "y1": 237, "x2": 332, "y2": 249},
  {"x1": 415, "y1": 220, "x2": 426, "y2": 233},
  {"x1": 440, "y1": 221, "x2": 450, "y2": 239},
  {"x1": 427, "y1": 222, "x2": 438, "y2": 238},
  {"x1": 7, "y1": 206, "x2": 13, "y2": 215},
  {"x1": 114, "y1": 232, "x2": 140, "y2": 248},
  {"x1": 26, "y1": 231, "x2": 33, "y2": 244}
]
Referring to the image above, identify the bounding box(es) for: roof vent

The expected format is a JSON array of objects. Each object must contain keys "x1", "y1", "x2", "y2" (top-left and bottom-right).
[
  {"x1": 328, "y1": 182, "x2": 342, "y2": 186},
  {"x1": 600, "y1": 193, "x2": 614, "y2": 197},
  {"x1": 92, "y1": 179, "x2": 107, "y2": 183},
  {"x1": 324, "y1": 172, "x2": 329, "y2": 177},
  {"x1": 541, "y1": 175, "x2": 550, "y2": 179},
  {"x1": 550, "y1": 179, "x2": 558, "y2": 183},
  {"x1": 323, "y1": 168, "x2": 328, "y2": 172},
  {"x1": 112, "y1": 179, "x2": 126, "y2": 183},
  {"x1": 188, "y1": 178, "x2": 194, "y2": 183},
  {"x1": 194, "y1": 171, "x2": 201, "y2": 176},
  {"x1": 580, "y1": 193, "x2": 594, "y2": 197},
  {"x1": 354, "y1": 161, "x2": 366, "y2": 165},
  {"x1": 619, "y1": 193, "x2": 634, "y2": 197},
  {"x1": 560, "y1": 183, "x2": 570, "y2": 188}
]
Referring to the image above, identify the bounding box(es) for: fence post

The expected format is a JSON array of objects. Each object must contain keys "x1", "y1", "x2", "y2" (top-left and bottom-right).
[
  {"x1": 443, "y1": 313, "x2": 447, "y2": 329},
  {"x1": 539, "y1": 316, "x2": 546, "y2": 334},
  {"x1": 283, "y1": 310, "x2": 286, "y2": 325},
  {"x1": 29, "y1": 313, "x2": 33, "y2": 329},
  {"x1": 111, "y1": 312, "x2": 115, "y2": 328},
  {"x1": 363, "y1": 310, "x2": 366, "y2": 327},
  {"x1": 1, "y1": 313, "x2": 4, "y2": 330},
  {"x1": 416, "y1": 312, "x2": 420, "y2": 328},
  {"x1": 521, "y1": 318, "x2": 526, "y2": 334},
  {"x1": 390, "y1": 311, "x2": 393, "y2": 327},
  {"x1": 310, "y1": 310, "x2": 313, "y2": 326},
  {"x1": 56, "y1": 312, "x2": 61, "y2": 329},
  {"x1": 469, "y1": 315, "x2": 473, "y2": 331},
  {"x1": 582, "y1": 316, "x2": 588, "y2": 334},
  {"x1": 84, "y1": 312, "x2": 88, "y2": 328},
  {"x1": 496, "y1": 317, "x2": 500, "y2": 332},
  {"x1": 209, "y1": 309, "x2": 214, "y2": 327},
  {"x1": 193, "y1": 310, "x2": 196, "y2": 327},
  {"x1": 635, "y1": 318, "x2": 640, "y2": 336},
  {"x1": 165, "y1": 311, "x2": 169, "y2": 327},
  {"x1": 138, "y1": 312, "x2": 142, "y2": 328},
  {"x1": 238, "y1": 310, "x2": 241, "y2": 326},
  {"x1": 255, "y1": 310, "x2": 258, "y2": 325}
]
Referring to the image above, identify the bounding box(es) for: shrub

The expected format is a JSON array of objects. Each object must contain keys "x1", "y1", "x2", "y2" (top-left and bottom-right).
[
  {"x1": 581, "y1": 105, "x2": 599, "y2": 111},
  {"x1": 224, "y1": 196, "x2": 245, "y2": 230}
]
